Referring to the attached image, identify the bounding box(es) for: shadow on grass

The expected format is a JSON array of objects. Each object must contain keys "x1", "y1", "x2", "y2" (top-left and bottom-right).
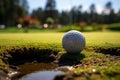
[{"x1": 59, "y1": 53, "x2": 85, "y2": 66}]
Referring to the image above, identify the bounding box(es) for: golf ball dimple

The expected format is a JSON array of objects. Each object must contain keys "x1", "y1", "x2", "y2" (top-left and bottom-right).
[{"x1": 62, "y1": 30, "x2": 85, "y2": 53}]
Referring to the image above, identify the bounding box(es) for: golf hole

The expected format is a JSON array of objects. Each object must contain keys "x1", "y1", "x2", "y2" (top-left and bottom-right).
[
  {"x1": 1, "y1": 47, "x2": 79, "y2": 80},
  {"x1": 94, "y1": 47, "x2": 120, "y2": 56},
  {"x1": 1, "y1": 47, "x2": 60, "y2": 79},
  {"x1": 1, "y1": 47, "x2": 119, "y2": 80},
  {"x1": 2, "y1": 47, "x2": 59, "y2": 66}
]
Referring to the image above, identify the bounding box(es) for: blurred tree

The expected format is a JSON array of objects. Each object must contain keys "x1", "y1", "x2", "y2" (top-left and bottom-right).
[
  {"x1": 45, "y1": 0, "x2": 56, "y2": 10},
  {"x1": 29, "y1": 1, "x2": 119, "y2": 26},
  {"x1": 0, "y1": 0, "x2": 28, "y2": 26},
  {"x1": 70, "y1": 6, "x2": 77, "y2": 24},
  {"x1": 109, "y1": 9, "x2": 116, "y2": 23},
  {"x1": 103, "y1": 1, "x2": 113, "y2": 24},
  {"x1": 116, "y1": 10, "x2": 120, "y2": 23},
  {"x1": 90, "y1": 4, "x2": 96, "y2": 13},
  {"x1": 82, "y1": 11, "x2": 89, "y2": 23},
  {"x1": 77, "y1": 5, "x2": 83, "y2": 23},
  {"x1": 31, "y1": 8, "x2": 44, "y2": 23},
  {"x1": 44, "y1": 0, "x2": 58, "y2": 24},
  {"x1": 19, "y1": 0, "x2": 29, "y2": 14},
  {"x1": 70, "y1": 6, "x2": 84, "y2": 24},
  {"x1": 59, "y1": 11, "x2": 70, "y2": 25},
  {"x1": 106, "y1": 1, "x2": 112, "y2": 10},
  {"x1": 89, "y1": 4, "x2": 98, "y2": 24}
]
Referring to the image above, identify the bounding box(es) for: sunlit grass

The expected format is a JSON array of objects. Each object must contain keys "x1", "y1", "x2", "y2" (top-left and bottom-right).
[
  {"x1": 85, "y1": 32, "x2": 120, "y2": 47},
  {"x1": 0, "y1": 32, "x2": 120, "y2": 47}
]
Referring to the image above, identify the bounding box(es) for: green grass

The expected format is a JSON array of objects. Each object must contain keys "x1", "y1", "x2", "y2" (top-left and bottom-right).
[
  {"x1": 0, "y1": 32, "x2": 119, "y2": 47},
  {"x1": 0, "y1": 31, "x2": 120, "y2": 79},
  {"x1": 0, "y1": 27, "x2": 57, "y2": 33},
  {"x1": 0, "y1": 25, "x2": 105, "y2": 33}
]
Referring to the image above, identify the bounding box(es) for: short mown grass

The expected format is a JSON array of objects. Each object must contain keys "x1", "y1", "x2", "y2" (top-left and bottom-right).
[
  {"x1": 0, "y1": 32, "x2": 119, "y2": 47},
  {"x1": 0, "y1": 31, "x2": 120, "y2": 79}
]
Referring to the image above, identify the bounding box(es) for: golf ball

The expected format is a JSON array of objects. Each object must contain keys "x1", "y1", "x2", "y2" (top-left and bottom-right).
[{"x1": 62, "y1": 30, "x2": 85, "y2": 53}]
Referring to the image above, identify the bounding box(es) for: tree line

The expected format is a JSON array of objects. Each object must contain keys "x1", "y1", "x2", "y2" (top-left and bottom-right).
[
  {"x1": 0, "y1": 0, "x2": 120, "y2": 27},
  {"x1": 31, "y1": 0, "x2": 120, "y2": 26},
  {"x1": 0, "y1": 0, "x2": 28, "y2": 26}
]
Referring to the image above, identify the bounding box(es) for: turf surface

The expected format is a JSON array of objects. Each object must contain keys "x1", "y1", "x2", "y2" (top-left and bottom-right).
[
  {"x1": 0, "y1": 32, "x2": 120, "y2": 47},
  {"x1": 0, "y1": 31, "x2": 120, "y2": 80}
]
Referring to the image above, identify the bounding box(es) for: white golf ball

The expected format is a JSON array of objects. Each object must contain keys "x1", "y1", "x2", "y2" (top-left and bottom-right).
[{"x1": 62, "y1": 30, "x2": 85, "y2": 53}]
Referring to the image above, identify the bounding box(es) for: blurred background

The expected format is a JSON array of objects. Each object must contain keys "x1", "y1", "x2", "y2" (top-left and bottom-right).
[{"x1": 0, "y1": 0, "x2": 120, "y2": 32}]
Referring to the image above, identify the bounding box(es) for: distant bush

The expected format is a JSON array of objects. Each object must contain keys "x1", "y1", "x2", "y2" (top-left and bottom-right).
[
  {"x1": 57, "y1": 25, "x2": 99, "y2": 32},
  {"x1": 107, "y1": 23, "x2": 120, "y2": 31},
  {"x1": 57, "y1": 26, "x2": 80, "y2": 32}
]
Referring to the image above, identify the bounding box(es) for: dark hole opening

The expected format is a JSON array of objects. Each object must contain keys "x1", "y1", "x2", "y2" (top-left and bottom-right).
[
  {"x1": 2, "y1": 47, "x2": 59, "y2": 66},
  {"x1": 94, "y1": 47, "x2": 120, "y2": 56}
]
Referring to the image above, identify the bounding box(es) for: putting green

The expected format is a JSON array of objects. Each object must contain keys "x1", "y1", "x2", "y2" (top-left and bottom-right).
[{"x1": 0, "y1": 32, "x2": 120, "y2": 47}]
